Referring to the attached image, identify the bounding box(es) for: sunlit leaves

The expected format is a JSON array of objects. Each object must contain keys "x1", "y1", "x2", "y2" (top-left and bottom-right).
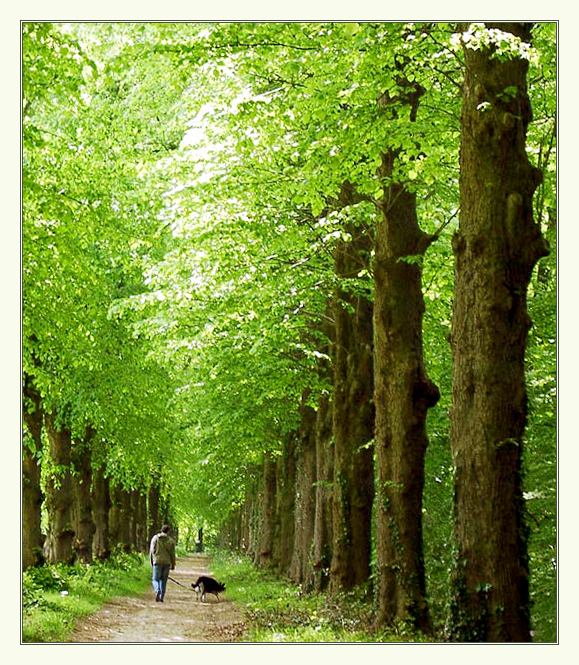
[{"x1": 23, "y1": 22, "x2": 556, "y2": 531}]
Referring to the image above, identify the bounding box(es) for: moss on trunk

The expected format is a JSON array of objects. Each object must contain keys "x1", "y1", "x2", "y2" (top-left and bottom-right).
[
  {"x1": 71, "y1": 434, "x2": 95, "y2": 563},
  {"x1": 449, "y1": 22, "x2": 548, "y2": 642},
  {"x1": 23, "y1": 379, "x2": 44, "y2": 569},
  {"x1": 92, "y1": 466, "x2": 111, "y2": 561},
  {"x1": 374, "y1": 148, "x2": 439, "y2": 631},
  {"x1": 330, "y1": 189, "x2": 374, "y2": 591},
  {"x1": 44, "y1": 414, "x2": 74, "y2": 564}
]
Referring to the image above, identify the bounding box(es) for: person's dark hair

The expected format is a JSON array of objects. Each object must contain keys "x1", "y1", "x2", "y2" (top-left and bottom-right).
[{"x1": 161, "y1": 524, "x2": 170, "y2": 533}]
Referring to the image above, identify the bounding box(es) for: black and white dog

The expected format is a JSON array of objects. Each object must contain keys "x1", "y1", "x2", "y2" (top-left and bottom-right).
[{"x1": 191, "y1": 575, "x2": 226, "y2": 602}]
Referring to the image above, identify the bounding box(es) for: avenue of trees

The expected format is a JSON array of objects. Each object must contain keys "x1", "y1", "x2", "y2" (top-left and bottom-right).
[{"x1": 22, "y1": 22, "x2": 557, "y2": 642}]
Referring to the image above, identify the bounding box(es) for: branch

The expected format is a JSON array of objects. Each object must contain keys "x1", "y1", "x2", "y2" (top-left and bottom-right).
[
  {"x1": 431, "y1": 207, "x2": 459, "y2": 241},
  {"x1": 414, "y1": 208, "x2": 460, "y2": 261},
  {"x1": 429, "y1": 65, "x2": 463, "y2": 90},
  {"x1": 56, "y1": 189, "x2": 91, "y2": 208},
  {"x1": 426, "y1": 29, "x2": 465, "y2": 67}
]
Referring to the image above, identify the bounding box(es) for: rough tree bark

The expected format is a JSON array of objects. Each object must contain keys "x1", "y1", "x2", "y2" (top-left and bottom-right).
[
  {"x1": 71, "y1": 432, "x2": 96, "y2": 563},
  {"x1": 449, "y1": 22, "x2": 549, "y2": 642},
  {"x1": 119, "y1": 487, "x2": 133, "y2": 551},
  {"x1": 255, "y1": 452, "x2": 277, "y2": 567},
  {"x1": 129, "y1": 489, "x2": 140, "y2": 551},
  {"x1": 92, "y1": 466, "x2": 111, "y2": 560},
  {"x1": 135, "y1": 491, "x2": 148, "y2": 552},
  {"x1": 108, "y1": 483, "x2": 123, "y2": 550},
  {"x1": 229, "y1": 512, "x2": 242, "y2": 550},
  {"x1": 330, "y1": 186, "x2": 375, "y2": 591},
  {"x1": 218, "y1": 513, "x2": 240, "y2": 550},
  {"x1": 247, "y1": 477, "x2": 260, "y2": 560},
  {"x1": 272, "y1": 433, "x2": 296, "y2": 574},
  {"x1": 309, "y1": 392, "x2": 334, "y2": 592},
  {"x1": 22, "y1": 377, "x2": 44, "y2": 569},
  {"x1": 374, "y1": 141, "x2": 440, "y2": 629},
  {"x1": 289, "y1": 398, "x2": 317, "y2": 587},
  {"x1": 44, "y1": 414, "x2": 75, "y2": 564}
]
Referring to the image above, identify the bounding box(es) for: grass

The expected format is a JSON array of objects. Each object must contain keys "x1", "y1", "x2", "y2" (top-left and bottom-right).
[
  {"x1": 209, "y1": 550, "x2": 428, "y2": 643},
  {"x1": 22, "y1": 550, "x2": 151, "y2": 643}
]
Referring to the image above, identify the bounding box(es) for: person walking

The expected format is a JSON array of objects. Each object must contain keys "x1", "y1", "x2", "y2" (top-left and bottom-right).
[{"x1": 149, "y1": 524, "x2": 176, "y2": 602}]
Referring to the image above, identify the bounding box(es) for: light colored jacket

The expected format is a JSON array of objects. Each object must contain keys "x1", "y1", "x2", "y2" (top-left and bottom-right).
[{"x1": 149, "y1": 532, "x2": 176, "y2": 567}]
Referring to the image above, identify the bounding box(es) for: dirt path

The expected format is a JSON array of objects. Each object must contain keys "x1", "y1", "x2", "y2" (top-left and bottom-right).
[{"x1": 68, "y1": 554, "x2": 246, "y2": 643}]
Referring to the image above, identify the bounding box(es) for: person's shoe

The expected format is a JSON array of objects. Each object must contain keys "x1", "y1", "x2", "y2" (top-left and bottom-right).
[{"x1": 155, "y1": 591, "x2": 161, "y2": 602}]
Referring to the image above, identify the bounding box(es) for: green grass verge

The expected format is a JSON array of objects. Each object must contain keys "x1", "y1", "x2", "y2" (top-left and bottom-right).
[
  {"x1": 209, "y1": 550, "x2": 427, "y2": 643},
  {"x1": 22, "y1": 550, "x2": 151, "y2": 643}
]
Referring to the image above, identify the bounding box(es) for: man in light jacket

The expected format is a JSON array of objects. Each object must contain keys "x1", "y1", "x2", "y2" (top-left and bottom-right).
[{"x1": 149, "y1": 524, "x2": 176, "y2": 602}]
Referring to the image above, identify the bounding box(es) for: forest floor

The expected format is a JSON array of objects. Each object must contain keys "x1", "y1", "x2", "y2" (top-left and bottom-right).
[{"x1": 67, "y1": 554, "x2": 246, "y2": 643}]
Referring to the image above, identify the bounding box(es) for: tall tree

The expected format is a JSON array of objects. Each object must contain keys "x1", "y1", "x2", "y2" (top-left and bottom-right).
[
  {"x1": 310, "y1": 392, "x2": 334, "y2": 591},
  {"x1": 43, "y1": 413, "x2": 75, "y2": 564},
  {"x1": 273, "y1": 435, "x2": 297, "y2": 573},
  {"x1": 289, "y1": 398, "x2": 317, "y2": 585},
  {"x1": 22, "y1": 376, "x2": 44, "y2": 568},
  {"x1": 373, "y1": 62, "x2": 440, "y2": 630},
  {"x1": 330, "y1": 193, "x2": 375, "y2": 591},
  {"x1": 91, "y1": 465, "x2": 111, "y2": 560},
  {"x1": 255, "y1": 452, "x2": 277, "y2": 567},
  {"x1": 449, "y1": 22, "x2": 549, "y2": 641},
  {"x1": 71, "y1": 431, "x2": 96, "y2": 563}
]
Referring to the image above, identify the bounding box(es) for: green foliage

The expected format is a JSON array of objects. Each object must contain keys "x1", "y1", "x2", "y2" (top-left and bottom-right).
[
  {"x1": 22, "y1": 551, "x2": 149, "y2": 642},
  {"x1": 23, "y1": 22, "x2": 186, "y2": 491},
  {"x1": 211, "y1": 551, "x2": 428, "y2": 642},
  {"x1": 522, "y1": 222, "x2": 557, "y2": 643}
]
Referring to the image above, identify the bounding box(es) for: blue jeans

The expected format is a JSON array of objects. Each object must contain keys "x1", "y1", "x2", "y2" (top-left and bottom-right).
[{"x1": 152, "y1": 564, "x2": 171, "y2": 600}]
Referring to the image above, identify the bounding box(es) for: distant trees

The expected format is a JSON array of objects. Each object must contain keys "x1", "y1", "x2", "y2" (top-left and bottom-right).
[{"x1": 22, "y1": 23, "x2": 186, "y2": 566}]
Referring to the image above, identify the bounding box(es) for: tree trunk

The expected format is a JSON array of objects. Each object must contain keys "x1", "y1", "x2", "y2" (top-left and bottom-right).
[
  {"x1": 240, "y1": 492, "x2": 252, "y2": 553},
  {"x1": 310, "y1": 393, "x2": 334, "y2": 591},
  {"x1": 240, "y1": 474, "x2": 259, "y2": 558},
  {"x1": 71, "y1": 434, "x2": 95, "y2": 563},
  {"x1": 232, "y1": 513, "x2": 242, "y2": 550},
  {"x1": 92, "y1": 466, "x2": 111, "y2": 560},
  {"x1": 256, "y1": 452, "x2": 277, "y2": 566},
  {"x1": 22, "y1": 379, "x2": 44, "y2": 569},
  {"x1": 44, "y1": 414, "x2": 75, "y2": 564},
  {"x1": 108, "y1": 483, "x2": 122, "y2": 550},
  {"x1": 248, "y1": 478, "x2": 260, "y2": 559},
  {"x1": 373, "y1": 148, "x2": 440, "y2": 630},
  {"x1": 272, "y1": 434, "x2": 296, "y2": 573},
  {"x1": 330, "y1": 193, "x2": 375, "y2": 591},
  {"x1": 289, "y1": 398, "x2": 317, "y2": 586},
  {"x1": 231, "y1": 514, "x2": 242, "y2": 551},
  {"x1": 135, "y1": 491, "x2": 148, "y2": 552},
  {"x1": 119, "y1": 488, "x2": 132, "y2": 552},
  {"x1": 196, "y1": 526, "x2": 204, "y2": 552},
  {"x1": 148, "y1": 481, "x2": 161, "y2": 543},
  {"x1": 449, "y1": 22, "x2": 548, "y2": 642},
  {"x1": 129, "y1": 489, "x2": 140, "y2": 551}
]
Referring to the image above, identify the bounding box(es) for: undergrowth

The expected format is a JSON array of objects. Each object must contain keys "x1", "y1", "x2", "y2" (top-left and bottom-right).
[
  {"x1": 22, "y1": 549, "x2": 150, "y2": 643},
  {"x1": 210, "y1": 550, "x2": 427, "y2": 643}
]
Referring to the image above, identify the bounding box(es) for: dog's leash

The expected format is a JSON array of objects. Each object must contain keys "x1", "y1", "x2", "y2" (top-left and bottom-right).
[{"x1": 168, "y1": 575, "x2": 194, "y2": 591}]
